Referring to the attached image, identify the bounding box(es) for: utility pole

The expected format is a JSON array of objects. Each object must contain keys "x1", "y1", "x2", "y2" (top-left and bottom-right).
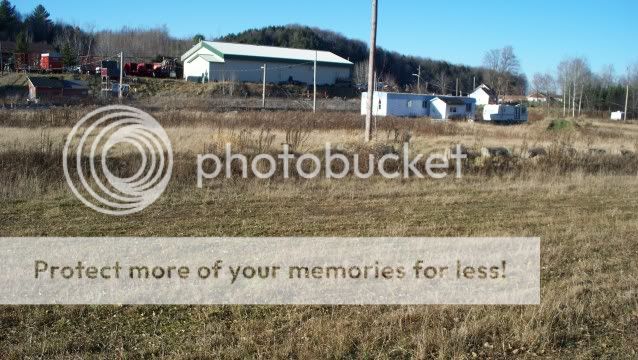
[
  {"x1": 118, "y1": 52, "x2": 123, "y2": 99},
  {"x1": 625, "y1": 83, "x2": 629, "y2": 121},
  {"x1": 0, "y1": 41, "x2": 3, "y2": 75},
  {"x1": 364, "y1": 0, "x2": 378, "y2": 143},
  {"x1": 456, "y1": 78, "x2": 459, "y2": 96},
  {"x1": 262, "y1": 63, "x2": 267, "y2": 109},
  {"x1": 473, "y1": 76, "x2": 476, "y2": 90},
  {"x1": 563, "y1": 82, "x2": 566, "y2": 117},
  {"x1": 417, "y1": 65, "x2": 421, "y2": 93},
  {"x1": 572, "y1": 80, "x2": 576, "y2": 119},
  {"x1": 425, "y1": 81, "x2": 428, "y2": 93},
  {"x1": 313, "y1": 50, "x2": 317, "y2": 113}
]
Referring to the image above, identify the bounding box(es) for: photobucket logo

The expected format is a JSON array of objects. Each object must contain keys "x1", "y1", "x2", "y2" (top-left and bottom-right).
[
  {"x1": 63, "y1": 106, "x2": 173, "y2": 216},
  {"x1": 197, "y1": 143, "x2": 466, "y2": 186}
]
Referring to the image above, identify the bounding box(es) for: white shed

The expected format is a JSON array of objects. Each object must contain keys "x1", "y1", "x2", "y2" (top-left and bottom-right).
[
  {"x1": 361, "y1": 92, "x2": 476, "y2": 120},
  {"x1": 611, "y1": 111, "x2": 625, "y2": 120},
  {"x1": 181, "y1": 41, "x2": 353, "y2": 85},
  {"x1": 483, "y1": 104, "x2": 528, "y2": 123},
  {"x1": 429, "y1": 97, "x2": 475, "y2": 120},
  {"x1": 469, "y1": 84, "x2": 498, "y2": 105}
]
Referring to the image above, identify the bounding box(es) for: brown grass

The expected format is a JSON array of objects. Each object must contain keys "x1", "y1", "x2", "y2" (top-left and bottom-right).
[{"x1": 0, "y1": 110, "x2": 637, "y2": 359}]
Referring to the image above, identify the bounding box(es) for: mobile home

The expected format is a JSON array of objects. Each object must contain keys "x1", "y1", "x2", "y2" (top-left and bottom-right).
[{"x1": 361, "y1": 92, "x2": 476, "y2": 120}]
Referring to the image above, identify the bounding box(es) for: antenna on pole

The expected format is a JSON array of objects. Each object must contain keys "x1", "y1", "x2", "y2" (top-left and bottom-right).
[
  {"x1": 364, "y1": 0, "x2": 378, "y2": 143},
  {"x1": 625, "y1": 84, "x2": 630, "y2": 121},
  {"x1": 417, "y1": 65, "x2": 421, "y2": 93},
  {"x1": 119, "y1": 52, "x2": 123, "y2": 99}
]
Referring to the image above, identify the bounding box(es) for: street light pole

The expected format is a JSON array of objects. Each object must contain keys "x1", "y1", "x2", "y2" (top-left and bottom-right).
[
  {"x1": 313, "y1": 51, "x2": 317, "y2": 113},
  {"x1": 412, "y1": 72, "x2": 423, "y2": 94},
  {"x1": 262, "y1": 64, "x2": 267, "y2": 109}
]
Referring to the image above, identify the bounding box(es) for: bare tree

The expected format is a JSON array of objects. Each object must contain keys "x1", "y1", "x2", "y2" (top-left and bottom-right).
[
  {"x1": 353, "y1": 60, "x2": 368, "y2": 85},
  {"x1": 557, "y1": 57, "x2": 591, "y2": 118},
  {"x1": 433, "y1": 71, "x2": 450, "y2": 95},
  {"x1": 532, "y1": 72, "x2": 556, "y2": 110},
  {"x1": 482, "y1": 46, "x2": 521, "y2": 97},
  {"x1": 599, "y1": 64, "x2": 615, "y2": 89},
  {"x1": 94, "y1": 26, "x2": 191, "y2": 59}
]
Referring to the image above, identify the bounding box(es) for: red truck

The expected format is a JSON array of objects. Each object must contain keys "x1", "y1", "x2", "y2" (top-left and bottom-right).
[{"x1": 40, "y1": 53, "x2": 63, "y2": 72}]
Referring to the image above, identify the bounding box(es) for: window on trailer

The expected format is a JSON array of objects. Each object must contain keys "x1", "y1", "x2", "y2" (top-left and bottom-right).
[{"x1": 466, "y1": 104, "x2": 472, "y2": 112}]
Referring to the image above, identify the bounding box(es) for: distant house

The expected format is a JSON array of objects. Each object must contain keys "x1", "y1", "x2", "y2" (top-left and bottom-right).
[
  {"x1": 360, "y1": 91, "x2": 476, "y2": 120},
  {"x1": 181, "y1": 41, "x2": 353, "y2": 85},
  {"x1": 499, "y1": 95, "x2": 527, "y2": 104},
  {"x1": 527, "y1": 92, "x2": 548, "y2": 103},
  {"x1": 27, "y1": 77, "x2": 89, "y2": 102},
  {"x1": 469, "y1": 84, "x2": 498, "y2": 105}
]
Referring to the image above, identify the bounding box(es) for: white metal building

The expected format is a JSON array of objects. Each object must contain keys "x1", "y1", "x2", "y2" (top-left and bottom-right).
[
  {"x1": 361, "y1": 92, "x2": 476, "y2": 120},
  {"x1": 611, "y1": 111, "x2": 625, "y2": 120},
  {"x1": 181, "y1": 41, "x2": 353, "y2": 85},
  {"x1": 483, "y1": 104, "x2": 528, "y2": 123},
  {"x1": 469, "y1": 84, "x2": 498, "y2": 105}
]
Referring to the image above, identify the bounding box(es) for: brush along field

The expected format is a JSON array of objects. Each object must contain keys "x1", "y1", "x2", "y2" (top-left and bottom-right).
[{"x1": 0, "y1": 108, "x2": 637, "y2": 359}]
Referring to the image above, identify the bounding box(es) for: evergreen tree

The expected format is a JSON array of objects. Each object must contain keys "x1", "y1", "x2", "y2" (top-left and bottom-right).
[
  {"x1": 0, "y1": 0, "x2": 21, "y2": 41},
  {"x1": 61, "y1": 42, "x2": 76, "y2": 66},
  {"x1": 15, "y1": 30, "x2": 29, "y2": 54},
  {"x1": 26, "y1": 4, "x2": 52, "y2": 43},
  {"x1": 193, "y1": 34, "x2": 205, "y2": 44}
]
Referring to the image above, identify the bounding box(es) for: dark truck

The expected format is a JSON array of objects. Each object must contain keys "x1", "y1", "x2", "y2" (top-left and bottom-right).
[{"x1": 98, "y1": 60, "x2": 120, "y2": 80}]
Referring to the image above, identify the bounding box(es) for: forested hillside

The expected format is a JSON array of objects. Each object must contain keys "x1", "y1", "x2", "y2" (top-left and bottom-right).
[{"x1": 220, "y1": 25, "x2": 528, "y2": 94}]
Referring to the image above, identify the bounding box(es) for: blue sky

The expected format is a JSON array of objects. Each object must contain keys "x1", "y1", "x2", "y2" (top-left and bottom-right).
[{"x1": 16, "y1": 0, "x2": 638, "y2": 79}]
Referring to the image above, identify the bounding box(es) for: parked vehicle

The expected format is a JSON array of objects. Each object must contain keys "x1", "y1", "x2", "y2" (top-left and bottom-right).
[
  {"x1": 98, "y1": 60, "x2": 120, "y2": 79},
  {"x1": 40, "y1": 53, "x2": 63, "y2": 72}
]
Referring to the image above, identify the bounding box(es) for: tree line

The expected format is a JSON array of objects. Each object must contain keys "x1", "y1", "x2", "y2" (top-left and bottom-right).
[
  {"x1": 530, "y1": 58, "x2": 638, "y2": 117},
  {"x1": 2, "y1": 2, "x2": 527, "y2": 95},
  {"x1": 220, "y1": 25, "x2": 527, "y2": 95},
  {"x1": 0, "y1": 1, "x2": 192, "y2": 68}
]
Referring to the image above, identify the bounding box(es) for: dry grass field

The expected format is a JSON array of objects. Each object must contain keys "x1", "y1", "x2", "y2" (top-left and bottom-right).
[{"x1": 0, "y1": 107, "x2": 637, "y2": 358}]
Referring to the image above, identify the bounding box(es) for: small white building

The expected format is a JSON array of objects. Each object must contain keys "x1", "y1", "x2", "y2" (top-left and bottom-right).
[
  {"x1": 527, "y1": 92, "x2": 548, "y2": 103},
  {"x1": 361, "y1": 92, "x2": 476, "y2": 120},
  {"x1": 611, "y1": 111, "x2": 625, "y2": 120},
  {"x1": 469, "y1": 84, "x2": 498, "y2": 105},
  {"x1": 483, "y1": 104, "x2": 528, "y2": 123},
  {"x1": 180, "y1": 41, "x2": 353, "y2": 85},
  {"x1": 429, "y1": 97, "x2": 474, "y2": 120}
]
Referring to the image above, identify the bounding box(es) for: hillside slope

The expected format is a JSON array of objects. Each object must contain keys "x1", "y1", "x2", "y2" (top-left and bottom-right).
[{"x1": 220, "y1": 25, "x2": 527, "y2": 94}]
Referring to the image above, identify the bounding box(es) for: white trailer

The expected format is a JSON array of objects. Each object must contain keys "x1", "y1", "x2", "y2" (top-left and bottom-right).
[
  {"x1": 483, "y1": 104, "x2": 528, "y2": 123},
  {"x1": 361, "y1": 92, "x2": 476, "y2": 120},
  {"x1": 611, "y1": 111, "x2": 625, "y2": 120}
]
